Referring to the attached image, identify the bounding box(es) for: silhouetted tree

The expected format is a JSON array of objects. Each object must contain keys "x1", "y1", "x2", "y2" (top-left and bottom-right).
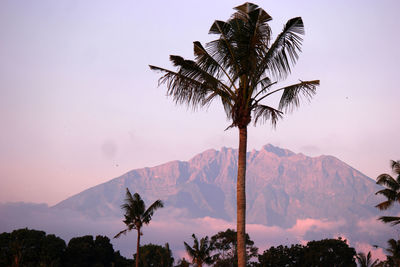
[
  {"x1": 133, "y1": 243, "x2": 174, "y2": 267},
  {"x1": 64, "y1": 235, "x2": 117, "y2": 267},
  {"x1": 356, "y1": 251, "x2": 379, "y2": 267},
  {"x1": 0, "y1": 228, "x2": 66, "y2": 267},
  {"x1": 150, "y1": 3, "x2": 319, "y2": 266},
  {"x1": 114, "y1": 189, "x2": 164, "y2": 267},
  {"x1": 174, "y1": 258, "x2": 190, "y2": 267},
  {"x1": 375, "y1": 160, "x2": 400, "y2": 225},
  {"x1": 184, "y1": 234, "x2": 215, "y2": 267},
  {"x1": 211, "y1": 228, "x2": 258, "y2": 266},
  {"x1": 258, "y1": 238, "x2": 356, "y2": 267},
  {"x1": 385, "y1": 239, "x2": 400, "y2": 266},
  {"x1": 258, "y1": 244, "x2": 304, "y2": 267},
  {"x1": 0, "y1": 229, "x2": 132, "y2": 267},
  {"x1": 39, "y1": 233, "x2": 67, "y2": 267},
  {"x1": 303, "y1": 237, "x2": 356, "y2": 266},
  {"x1": 64, "y1": 235, "x2": 96, "y2": 266}
]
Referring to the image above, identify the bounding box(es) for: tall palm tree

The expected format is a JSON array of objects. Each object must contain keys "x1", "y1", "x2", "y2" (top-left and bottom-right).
[
  {"x1": 150, "y1": 3, "x2": 319, "y2": 266},
  {"x1": 356, "y1": 252, "x2": 379, "y2": 267},
  {"x1": 375, "y1": 160, "x2": 400, "y2": 225},
  {"x1": 114, "y1": 188, "x2": 164, "y2": 267},
  {"x1": 184, "y1": 234, "x2": 214, "y2": 267}
]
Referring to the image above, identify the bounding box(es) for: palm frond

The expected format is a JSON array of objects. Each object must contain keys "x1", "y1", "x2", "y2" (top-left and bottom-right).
[
  {"x1": 375, "y1": 188, "x2": 397, "y2": 200},
  {"x1": 142, "y1": 199, "x2": 164, "y2": 224},
  {"x1": 278, "y1": 80, "x2": 319, "y2": 112},
  {"x1": 258, "y1": 17, "x2": 305, "y2": 80},
  {"x1": 376, "y1": 174, "x2": 399, "y2": 191},
  {"x1": 184, "y1": 241, "x2": 196, "y2": 260},
  {"x1": 193, "y1": 41, "x2": 236, "y2": 92},
  {"x1": 378, "y1": 216, "x2": 400, "y2": 226},
  {"x1": 252, "y1": 104, "x2": 283, "y2": 126},
  {"x1": 149, "y1": 64, "x2": 228, "y2": 110},
  {"x1": 234, "y1": 2, "x2": 262, "y2": 15},
  {"x1": 208, "y1": 20, "x2": 240, "y2": 78},
  {"x1": 114, "y1": 229, "x2": 128, "y2": 239},
  {"x1": 375, "y1": 199, "x2": 395, "y2": 210},
  {"x1": 391, "y1": 160, "x2": 400, "y2": 175}
]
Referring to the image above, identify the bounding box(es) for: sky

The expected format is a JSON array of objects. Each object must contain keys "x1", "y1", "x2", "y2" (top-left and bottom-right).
[{"x1": 0, "y1": 0, "x2": 399, "y2": 206}]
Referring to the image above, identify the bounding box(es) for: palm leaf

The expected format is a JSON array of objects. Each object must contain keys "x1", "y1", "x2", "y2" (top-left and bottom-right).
[
  {"x1": 376, "y1": 174, "x2": 399, "y2": 191},
  {"x1": 142, "y1": 199, "x2": 164, "y2": 224},
  {"x1": 278, "y1": 80, "x2": 319, "y2": 112},
  {"x1": 391, "y1": 160, "x2": 400, "y2": 175},
  {"x1": 114, "y1": 229, "x2": 128, "y2": 239},
  {"x1": 252, "y1": 104, "x2": 283, "y2": 126},
  {"x1": 378, "y1": 216, "x2": 400, "y2": 226},
  {"x1": 149, "y1": 64, "x2": 221, "y2": 110},
  {"x1": 257, "y1": 17, "x2": 305, "y2": 80},
  {"x1": 375, "y1": 199, "x2": 395, "y2": 210}
]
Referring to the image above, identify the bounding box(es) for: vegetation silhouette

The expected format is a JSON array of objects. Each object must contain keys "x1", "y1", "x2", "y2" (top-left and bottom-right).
[
  {"x1": 114, "y1": 189, "x2": 164, "y2": 267},
  {"x1": 184, "y1": 234, "x2": 215, "y2": 267},
  {"x1": 375, "y1": 160, "x2": 400, "y2": 225},
  {"x1": 211, "y1": 228, "x2": 258, "y2": 266},
  {"x1": 258, "y1": 238, "x2": 357, "y2": 267},
  {"x1": 134, "y1": 243, "x2": 173, "y2": 267},
  {"x1": 0, "y1": 228, "x2": 132, "y2": 267},
  {"x1": 385, "y1": 238, "x2": 400, "y2": 266},
  {"x1": 0, "y1": 227, "x2": 393, "y2": 266},
  {"x1": 356, "y1": 251, "x2": 379, "y2": 267},
  {"x1": 150, "y1": 3, "x2": 319, "y2": 265}
]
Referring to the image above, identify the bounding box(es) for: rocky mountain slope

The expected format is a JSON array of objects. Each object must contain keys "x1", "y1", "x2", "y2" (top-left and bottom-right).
[{"x1": 54, "y1": 144, "x2": 381, "y2": 229}]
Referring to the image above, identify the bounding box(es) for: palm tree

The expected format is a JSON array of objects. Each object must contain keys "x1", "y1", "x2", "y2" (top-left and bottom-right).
[
  {"x1": 375, "y1": 160, "x2": 400, "y2": 225},
  {"x1": 114, "y1": 188, "x2": 164, "y2": 267},
  {"x1": 149, "y1": 3, "x2": 319, "y2": 266},
  {"x1": 184, "y1": 234, "x2": 215, "y2": 267},
  {"x1": 356, "y1": 252, "x2": 379, "y2": 267},
  {"x1": 386, "y1": 239, "x2": 400, "y2": 266}
]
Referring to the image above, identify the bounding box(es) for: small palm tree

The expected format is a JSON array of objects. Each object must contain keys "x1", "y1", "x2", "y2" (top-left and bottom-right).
[
  {"x1": 114, "y1": 188, "x2": 164, "y2": 267},
  {"x1": 375, "y1": 160, "x2": 400, "y2": 225},
  {"x1": 356, "y1": 251, "x2": 379, "y2": 267},
  {"x1": 150, "y1": 3, "x2": 319, "y2": 266},
  {"x1": 184, "y1": 234, "x2": 215, "y2": 267}
]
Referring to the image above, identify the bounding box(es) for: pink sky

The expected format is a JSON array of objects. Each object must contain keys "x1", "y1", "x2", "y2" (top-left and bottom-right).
[{"x1": 0, "y1": 0, "x2": 399, "y2": 205}]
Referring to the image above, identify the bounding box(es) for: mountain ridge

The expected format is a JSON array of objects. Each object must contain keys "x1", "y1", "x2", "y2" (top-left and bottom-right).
[{"x1": 54, "y1": 144, "x2": 380, "y2": 229}]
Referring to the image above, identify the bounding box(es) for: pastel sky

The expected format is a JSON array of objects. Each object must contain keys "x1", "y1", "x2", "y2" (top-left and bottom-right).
[{"x1": 0, "y1": 0, "x2": 399, "y2": 206}]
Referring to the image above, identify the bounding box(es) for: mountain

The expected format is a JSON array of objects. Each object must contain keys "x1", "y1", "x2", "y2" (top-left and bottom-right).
[{"x1": 54, "y1": 144, "x2": 381, "y2": 228}]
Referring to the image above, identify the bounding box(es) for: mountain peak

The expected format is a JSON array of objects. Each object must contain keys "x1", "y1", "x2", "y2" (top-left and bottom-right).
[{"x1": 262, "y1": 144, "x2": 295, "y2": 157}]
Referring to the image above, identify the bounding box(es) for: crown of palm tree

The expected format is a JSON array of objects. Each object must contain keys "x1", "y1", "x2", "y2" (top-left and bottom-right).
[
  {"x1": 375, "y1": 160, "x2": 400, "y2": 225},
  {"x1": 150, "y1": 3, "x2": 319, "y2": 266},
  {"x1": 114, "y1": 189, "x2": 163, "y2": 237},
  {"x1": 150, "y1": 2, "x2": 319, "y2": 129},
  {"x1": 184, "y1": 234, "x2": 215, "y2": 266},
  {"x1": 356, "y1": 251, "x2": 379, "y2": 267}
]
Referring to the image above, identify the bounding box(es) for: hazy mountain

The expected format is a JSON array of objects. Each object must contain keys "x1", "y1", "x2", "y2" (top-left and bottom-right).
[{"x1": 54, "y1": 144, "x2": 381, "y2": 228}]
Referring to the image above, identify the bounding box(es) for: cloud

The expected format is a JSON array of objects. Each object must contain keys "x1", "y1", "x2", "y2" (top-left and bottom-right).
[{"x1": 0, "y1": 203, "x2": 396, "y2": 261}]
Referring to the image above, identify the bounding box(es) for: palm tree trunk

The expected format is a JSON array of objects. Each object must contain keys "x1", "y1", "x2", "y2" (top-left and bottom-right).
[
  {"x1": 237, "y1": 126, "x2": 247, "y2": 267},
  {"x1": 136, "y1": 228, "x2": 140, "y2": 267}
]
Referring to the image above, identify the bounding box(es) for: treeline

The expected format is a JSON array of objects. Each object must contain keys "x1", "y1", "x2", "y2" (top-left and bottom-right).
[
  {"x1": 0, "y1": 228, "x2": 132, "y2": 267},
  {"x1": 3, "y1": 227, "x2": 398, "y2": 267}
]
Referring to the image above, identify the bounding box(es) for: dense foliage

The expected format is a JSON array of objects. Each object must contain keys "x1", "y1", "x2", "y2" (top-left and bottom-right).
[
  {"x1": 6, "y1": 228, "x2": 400, "y2": 266},
  {"x1": 258, "y1": 238, "x2": 357, "y2": 267},
  {"x1": 134, "y1": 243, "x2": 174, "y2": 267},
  {"x1": 0, "y1": 228, "x2": 132, "y2": 267}
]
